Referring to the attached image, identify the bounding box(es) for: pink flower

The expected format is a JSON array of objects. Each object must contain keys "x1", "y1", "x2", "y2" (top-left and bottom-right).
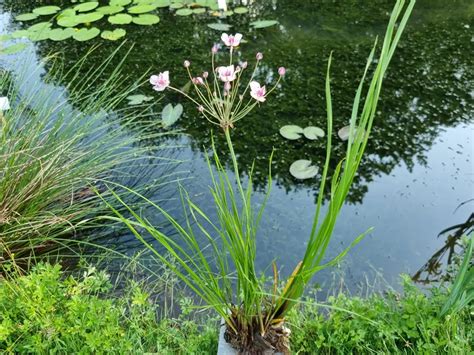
[
  {"x1": 256, "y1": 52, "x2": 263, "y2": 60},
  {"x1": 192, "y1": 77, "x2": 204, "y2": 85},
  {"x1": 224, "y1": 82, "x2": 231, "y2": 92},
  {"x1": 221, "y1": 33, "x2": 243, "y2": 47},
  {"x1": 150, "y1": 71, "x2": 170, "y2": 91},
  {"x1": 278, "y1": 67, "x2": 286, "y2": 76},
  {"x1": 212, "y1": 45, "x2": 218, "y2": 54},
  {"x1": 184, "y1": 60, "x2": 190, "y2": 68},
  {"x1": 250, "y1": 81, "x2": 266, "y2": 102},
  {"x1": 202, "y1": 71, "x2": 209, "y2": 79},
  {"x1": 217, "y1": 65, "x2": 239, "y2": 82},
  {"x1": 241, "y1": 61, "x2": 248, "y2": 69}
]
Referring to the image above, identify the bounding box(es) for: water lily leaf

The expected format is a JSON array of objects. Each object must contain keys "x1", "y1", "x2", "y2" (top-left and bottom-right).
[
  {"x1": 280, "y1": 125, "x2": 304, "y2": 140},
  {"x1": 32, "y1": 6, "x2": 61, "y2": 15},
  {"x1": 58, "y1": 9, "x2": 77, "y2": 18},
  {"x1": 76, "y1": 12, "x2": 104, "y2": 23},
  {"x1": 176, "y1": 8, "x2": 193, "y2": 16},
  {"x1": 234, "y1": 7, "x2": 248, "y2": 14},
  {"x1": 207, "y1": 23, "x2": 232, "y2": 31},
  {"x1": 338, "y1": 125, "x2": 365, "y2": 141},
  {"x1": 127, "y1": 94, "x2": 153, "y2": 105},
  {"x1": 155, "y1": 0, "x2": 171, "y2": 7},
  {"x1": 303, "y1": 126, "x2": 325, "y2": 140},
  {"x1": 28, "y1": 22, "x2": 52, "y2": 31},
  {"x1": 250, "y1": 20, "x2": 279, "y2": 29},
  {"x1": 49, "y1": 28, "x2": 75, "y2": 41},
  {"x1": 74, "y1": 2, "x2": 99, "y2": 12},
  {"x1": 170, "y1": 3, "x2": 184, "y2": 9},
  {"x1": 223, "y1": 10, "x2": 233, "y2": 16},
  {"x1": 0, "y1": 43, "x2": 28, "y2": 55},
  {"x1": 162, "y1": 103, "x2": 183, "y2": 128},
  {"x1": 101, "y1": 28, "x2": 126, "y2": 40},
  {"x1": 132, "y1": 14, "x2": 160, "y2": 25},
  {"x1": 193, "y1": 8, "x2": 206, "y2": 14},
  {"x1": 128, "y1": 4, "x2": 158, "y2": 14},
  {"x1": 73, "y1": 27, "x2": 100, "y2": 41},
  {"x1": 57, "y1": 17, "x2": 78, "y2": 27},
  {"x1": 110, "y1": 0, "x2": 132, "y2": 5},
  {"x1": 15, "y1": 13, "x2": 39, "y2": 21},
  {"x1": 108, "y1": 13, "x2": 133, "y2": 24},
  {"x1": 28, "y1": 29, "x2": 51, "y2": 41},
  {"x1": 96, "y1": 5, "x2": 124, "y2": 15},
  {"x1": 0, "y1": 34, "x2": 11, "y2": 41},
  {"x1": 289, "y1": 160, "x2": 319, "y2": 180},
  {"x1": 12, "y1": 30, "x2": 29, "y2": 39}
]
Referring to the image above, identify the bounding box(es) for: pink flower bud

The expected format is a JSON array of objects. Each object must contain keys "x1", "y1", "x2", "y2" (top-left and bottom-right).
[
  {"x1": 192, "y1": 77, "x2": 204, "y2": 85},
  {"x1": 212, "y1": 45, "x2": 218, "y2": 54},
  {"x1": 278, "y1": 67, "x2": 286, "y2": 76},
  {"x1": 224, "y1": 82, "x2": 231, "y2": 92},
  {"x1": 256, "y1": 52, "x2": 263, "y2": 60},
  {"x1": 198, "y1": 105, "x2": 204, "y2": 112},
  {"x1": 241, "y1": 61, "x2": 248, "y2": 69},
  {"x1": 202, "y1": 71, "x2": 209, "y2": 79}
]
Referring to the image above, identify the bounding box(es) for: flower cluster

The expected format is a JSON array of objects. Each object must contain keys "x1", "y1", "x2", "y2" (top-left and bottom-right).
[{"x1": 150, "y1": 33, "x2": 285, "y2": 130}]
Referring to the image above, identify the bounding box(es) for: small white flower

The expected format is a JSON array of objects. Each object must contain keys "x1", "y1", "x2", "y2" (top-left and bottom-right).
[{"x1": 0, "y1": 97, "x2": 10, "y2": 111}]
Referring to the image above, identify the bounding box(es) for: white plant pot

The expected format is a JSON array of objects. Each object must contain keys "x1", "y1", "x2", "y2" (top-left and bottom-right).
[{"x1": 217, "y1": 321, "x2": 284, "y2": 355}]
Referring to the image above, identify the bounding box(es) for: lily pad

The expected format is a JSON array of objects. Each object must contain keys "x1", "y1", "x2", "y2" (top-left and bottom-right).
[
  {"x1": 207, "y1": 23, "x2": 232, "y2": 31},
  {"x1": 155, "y1": 0, "x2": 171, "y2": 7},
  {"x1": 234, "y1": 7, "x2": 248, "y2": 14},
  {"x1": 0, "y1": 43, "x2": 28, "y2": 55},
  {"x1": 32, "y1": 6, "x2": 61, "y2": 15},
  {"x1": 96, "y1": 5, "x2": 124, "y2": 15},
  {"x1": 12, "y1": 30, "x2": 29, "y2": 39},
  {"x1": 193, "y1": 8, "x2": 206, "y2": 14},
  {"x1": 303, "y1": 126, "x2": 325, "y2": 140},
  {"x1": 162, "y1": 103, "x2": 183, "y2": 128},
  {"x1": 74, "y1": 2, "x2": 99, "y2": 12},
  {"x1": 58, "y1": 9, "x2": 77, "y2": 18},
  {"x1": 338, "y1": 125, "x2": 364, "y2": 141},
  {"x1": 250, "y1": 20, "x2": 279, "y2": 29},
  {"x1": 176, "y1": 8, "x2": 193, "y2": 16},
  {"x1": 49, "y1": 28, "x2": 75, "y2": 41},
  {"x1": 72, "y1": 27, "x2": 100, "y2": 41},
  {"x1": 127, "y1": 94, "x2": 153, "y2": 105},
  {"x1": 15, "y1": 13, "x2": 39, "y2": 21},
  {"x1": 289, "y1": 160, "x2": 319, "y2": 180},
  {"x1": 110, "y1": 0, "x2": 132, "y2": 5},
  {"x1": 28, "y1": 22, "x2": 52, "y2": 31},
  {"x1": 128, "y1": 4, "x2": 158, "y2": 14},
  {"x1": 57, "y1": 17, "x2": 78, "y2": 27},
  {"x1": 101, "y1": 28, "x2": 126, "y2": 40},
  {"x1": 170, "y1": 3, "x2": 184, "y2": 9},
  {"x1": 109, "y1": 13, "x2": 133, "y2": 24},
  {"x1": 132, "y1": 14, "x2": 160, "y2": 25},
  {"x1": 75, "y1": 12, "x2": 104, "y2": 23},
  {"x1": 280, "y1": 125, "x2": 304, "y2": 140}
]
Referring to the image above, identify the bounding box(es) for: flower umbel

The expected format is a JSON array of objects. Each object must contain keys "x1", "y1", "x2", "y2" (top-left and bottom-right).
[{"x1": 150, "y1": 34, "x2": 285, "y2": 130}]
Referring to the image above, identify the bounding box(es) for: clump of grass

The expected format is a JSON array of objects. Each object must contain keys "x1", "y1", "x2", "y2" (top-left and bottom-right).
[{"x1": 0, "y1": 45, "x2": 172, "y2": 268}]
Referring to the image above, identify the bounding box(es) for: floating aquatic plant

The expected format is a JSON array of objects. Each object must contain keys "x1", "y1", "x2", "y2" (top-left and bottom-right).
[
  {"x1": 161, "y1": 103, "x2": 183, "y2": 128},
  {"x1": 13, "y1": 0, "x2": 276, "y2": 43}
]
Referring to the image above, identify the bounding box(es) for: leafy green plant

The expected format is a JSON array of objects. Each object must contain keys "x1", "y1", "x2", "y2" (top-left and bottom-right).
[
  {"x1": 103, "y1": 1, "x2": 415, "y2": 352},
  {"x1": 440, "y1": 235, "x2": 474, "y2": 316},
  {"x1": 0, "y1": 262, "x2": 218, "y2": 354},
  {"x1": 0, "y1": 45, "x2": 168, "y2": 267}
]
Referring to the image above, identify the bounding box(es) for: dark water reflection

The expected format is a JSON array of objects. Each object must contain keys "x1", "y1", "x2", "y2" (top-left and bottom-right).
[{"x1": 2, "y1": 0, "x2": 473, "y2": 290}]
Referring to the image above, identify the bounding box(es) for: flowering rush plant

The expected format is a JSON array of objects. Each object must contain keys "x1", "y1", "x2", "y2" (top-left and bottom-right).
[
  {"x1": 127, "y1": 4, "x2": 414, "y2": 351},
  {"x1": 150, "y1": 32, "x2": 286, "y2": 130}
]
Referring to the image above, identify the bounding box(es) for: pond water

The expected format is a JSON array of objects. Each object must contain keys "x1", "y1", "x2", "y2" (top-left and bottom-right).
[{"x1": 1, "y1": 0, "x2": 473, "y2": 291}]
